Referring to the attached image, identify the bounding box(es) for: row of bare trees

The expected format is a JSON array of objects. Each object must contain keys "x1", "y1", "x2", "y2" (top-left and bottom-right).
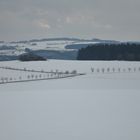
[
  {"x1": 0, "y1": 66, "x2": 78, "y2": 74},
  {"x1": 91, "y1": 67, "x2": 140, "y2": 73},
  {"x1": 0, "y1": 69, "x2": 78, "y2": 84}
]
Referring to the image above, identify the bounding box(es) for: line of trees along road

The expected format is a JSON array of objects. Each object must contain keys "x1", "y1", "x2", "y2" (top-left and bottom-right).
[{"x1": 77, "y1": 43, "x2": 140, "y2": 61}]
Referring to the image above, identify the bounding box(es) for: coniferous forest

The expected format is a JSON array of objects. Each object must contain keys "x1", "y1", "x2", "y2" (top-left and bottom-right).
[{"x1": 77, "y1": 43, "x2": 140, "y2": 61}]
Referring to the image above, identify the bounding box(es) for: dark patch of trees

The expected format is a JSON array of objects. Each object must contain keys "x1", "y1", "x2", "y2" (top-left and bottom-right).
[
  {"x1": 77, "y1": 43, "x2": 140, "y2": 61},
  {"x1": 19, "y1": 52, "x2": 46, "y2": 61}
]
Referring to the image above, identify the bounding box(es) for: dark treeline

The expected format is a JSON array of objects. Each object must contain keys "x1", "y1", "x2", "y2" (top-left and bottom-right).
[
  {"x1": 19, "y1": 52, "x2": 46, "y2": 61},
  {"x1": 77, "y1": 43, "x2": 140, "y2": 61}
]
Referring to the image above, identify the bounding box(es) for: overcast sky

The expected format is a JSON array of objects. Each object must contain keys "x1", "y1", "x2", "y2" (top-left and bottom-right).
[{"x1": 0, "y1": 0, "x2": 140, "y2": 41}]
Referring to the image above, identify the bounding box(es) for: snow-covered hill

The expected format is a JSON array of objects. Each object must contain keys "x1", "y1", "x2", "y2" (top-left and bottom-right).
[
  {"x1": 0, "y1": 38, "x2": 120, "y2": 61},
  {"x1": 0, "y1": 60, "x2": 140, "y2": 140}
]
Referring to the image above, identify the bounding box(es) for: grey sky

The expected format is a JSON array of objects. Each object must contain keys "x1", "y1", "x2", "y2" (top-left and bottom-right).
[{"x1": 0, "y1": 0, "x2": 140, "y2": 41}]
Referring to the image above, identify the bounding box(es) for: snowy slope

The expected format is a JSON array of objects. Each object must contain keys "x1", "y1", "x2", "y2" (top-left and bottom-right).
[
  {"x1": 0, "y1": 40, "x2": 75, "y2": 60},
  {"x1": 0, "y1": 38, "x2": 120, "y2": 60},
  {"x1": 0, "y1": 60, "x2": 140, "y2": 140}
]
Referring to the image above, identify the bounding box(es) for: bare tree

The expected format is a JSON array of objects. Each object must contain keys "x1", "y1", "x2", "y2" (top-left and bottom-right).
[
  {"x1": 27, "y1": 75, "x2": 30, "y2": 80},
  {"x1": 71, "y1": 70, "x2": 77, "y2": 75},
  {"x1": 19, "y1": 76, "x2": 22, "y2": 80},
  {"x1": 39, "y1": 74, "x2": 42, "y2": 79},
  {"x1": 10, "y1": 77, "x2": 12, "y2": 81},
  {"x1": 31, "y1": 74, "x2": 34, "y2": 79},
  {"x1": 102, "y1": 68, "x2": 105, "y2": 73},
  {"x1": 65, "y1": 71, "x2": 69, "y2": 75},
  {"x1": 107, "y1": 68, "x2": 110, "y2": 73},
  {"x1": 118, "y1": 68, "x2": 121, "y2": 73},
  {"x1": 35, "y1": 75, "x2": 38, "y2": 79},
  {"x1": 1, "y1": 77, "x2": 4, "y2": 83},
  {"x1": 55, "y1": 69, "x2": 58, "y2": 74},
  {"x1": 128, "y1": 68, "x2": 131, "y2": 72},
  {"x1": 112, "y1": 68, "x2": 115, "y2": 73},
  {"x1": 91, "y1": 68, "x2": 94, "y2": 73},
  {"x1": 134, "y1": 67, "x2": 136, "y2": 72},
  {"x1": 5, "y1": 77, "x2": 8, "y2": 82}
]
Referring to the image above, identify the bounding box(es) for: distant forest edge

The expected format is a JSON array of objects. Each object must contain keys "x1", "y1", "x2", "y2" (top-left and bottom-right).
[{"x1": 77, "y1": 43, "x2": 140, "y2": 61}]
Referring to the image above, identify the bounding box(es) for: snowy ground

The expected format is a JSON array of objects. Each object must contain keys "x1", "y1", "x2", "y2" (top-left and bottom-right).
[{"x1": 0, "y1": 60, "x2": 140, "y2": 140}]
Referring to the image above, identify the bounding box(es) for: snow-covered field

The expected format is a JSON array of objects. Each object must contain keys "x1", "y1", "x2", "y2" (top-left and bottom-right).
[{"x1": 0, "y1": 60, "x2": 140, "y2": 140}]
